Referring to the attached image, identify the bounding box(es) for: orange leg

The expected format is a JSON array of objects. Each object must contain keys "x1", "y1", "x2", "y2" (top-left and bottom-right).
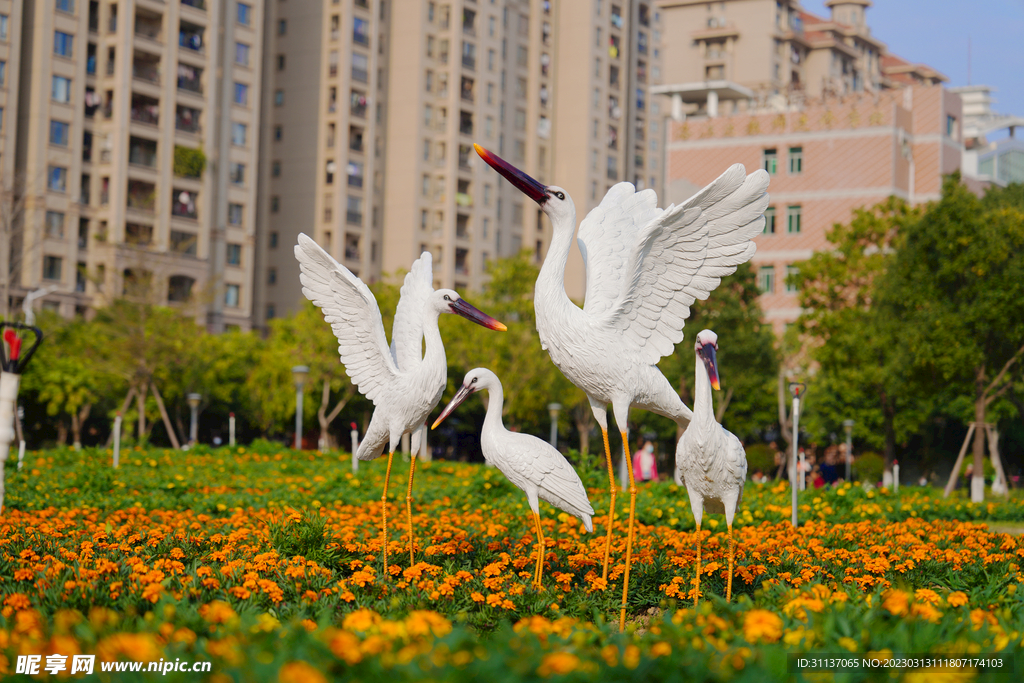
[
  {"x1": 726, "y1": 523, "x2": 734, "y2": 602},
  {"x1": 406, "y1": 454, "x2": 418, "y2": 567},
  {"x1": 600, "y1": 427, "x2": 616, "y2": 581},
  {"x1": 533, "y1": 512, "x2": 546, "y2": 587},
  {"x1": 693, "y1": 521, "x2": 702, "y2": 607},
  {"x1": 618, "y1": 430, "x2": 637, "y2": 633},
  {"x1": 381, "y1": 451, "x2": 395, "y2": 577}
]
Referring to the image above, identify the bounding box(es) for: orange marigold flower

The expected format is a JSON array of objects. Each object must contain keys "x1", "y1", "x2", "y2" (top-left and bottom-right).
[
  {"x1": 651, "y1": 642, "x2": 671, "y2": 657},
  {"x1": 537, "y1": 652, "x2": 580, "y2": 677},
  {"x1": 343, "y1": 609, "x2": 381, "y2": 633},
  {"x1": 326, "y1": 629, "x2": 362, "y2": 665},
  {"x1": 914, "y1": 588, "x2": 940, "y2": 605},
  {"x1": 470, "y1": 592, "x2": 485, "y2": 603},
  {"x1": 199, "y1": 600, "x2": 238, "y2": 625},
  {"x1": 278, "y1": 661, "x2": 327, "y2": 683},
  {"x1": 742, "y1": 609, "x2": 783, "y2": 644},
  {"x1": 3, "y1": 593, "x2": 31, "y2": 611},
  {"x1": 881, "y1": 590, "x2": 910, "y2": 616},
  {"x1": 947, "y1": 591, "x2": 969, "y2": 607}
]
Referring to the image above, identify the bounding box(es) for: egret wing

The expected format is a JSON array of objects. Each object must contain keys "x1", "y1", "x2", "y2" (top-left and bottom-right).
[
  {"x1": 390, "y1": 251, "x2": 434, "y2": 370},
  {"x1": 506, "y1": 434, "x2": 595, "y2": 516},
  {"x1": 577, "y1": 183, "x2": 664, "y2": 316},
  {"x1": 295, "y1": 233, "x2": 400, "y2": 405},
  {"x1": 607, "y1": 165, "x2": 770, "y2": 365}
]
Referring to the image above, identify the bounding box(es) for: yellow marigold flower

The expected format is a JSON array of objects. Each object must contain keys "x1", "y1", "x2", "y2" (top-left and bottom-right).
[
  {"x1": 537, "y1": 652, "x2": 581, "y2": 677},
  {"x1": 742, "y1": 609, "x2": 783, "y2": 644},
  {"x1": 252, "y1": 613, "x2": 281, "y2": 633},
  {"x1": 881, "y1": 590, "x2": 910, "y2": 616},
  {"x1": 343, "y1": 609, "x2": 381, "y2": 633},
  {"x1": 624, "y1": 644, "x2": 640, "y2": 669},
  {"x1": 405, "y1": 611, "x2": 452, "y2": 638},
  {"x1": 278, "y1": 661, "x2": 327, "y2": 683},
  {"x1": 199, "y1": 601, "x2": 238, "y2": 625},
  {"x1": 904, "y1": 669, "x2": 977, "y2": 683},
  {"x1": 947, "y1": 591, "x2": 969, "y2": 607},
  {"x1": 914, "y1": 588, "x2": 940, "y2": 605},
  {"x1": 838, "y1": 637, "x2": 859, "y2": 652},
  {"x1": 326, "y1": 629, "x2": 362, "y2": 665},
  {"x1": 910, "y1": 602, "x2": 942, "y2": 623},
  {"x1": 651, "y1": 642, "x2": 671, "y2": 657},
  {"x1": 96, "y1": 633, "x2": 161, "y2": 663}
]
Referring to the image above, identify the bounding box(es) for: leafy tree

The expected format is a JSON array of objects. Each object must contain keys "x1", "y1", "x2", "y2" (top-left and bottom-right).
[
  {"x1": 793, "y1": 197, "x2": 928, "y2": 465},
  {"x1": 881, "y1": 176, "x2": 1024, "y2": 500},
  {"x1": 173, "y1": 146, "x2": 206, "y2": 178}
]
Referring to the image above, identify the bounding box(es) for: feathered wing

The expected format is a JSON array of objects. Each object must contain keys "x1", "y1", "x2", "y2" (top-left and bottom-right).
[
  {"x1": 390, "y1": 251, "x2": 434, "y2": 370},
  {"x1": 507, "y1": 434, "x2": 595, "y2": 521},
  {"x1": 577, "y1": 183, "x2": 664, "y2": 317},
  {"x1": 607, "y1": 165, "x2": 770, "y2": 365},
  {"x1": 294, "y1": 233, "x2": 399, "y2": 405}
]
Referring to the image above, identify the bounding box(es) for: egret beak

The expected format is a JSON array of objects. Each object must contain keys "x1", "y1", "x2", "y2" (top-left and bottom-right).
[
  {"x1": 474, "y1": 144, "x2": 548, "y2": 205},
  {"x1": 432, "y1": 384, "x2": 474, "y2": 429},
  {"x1": 449, "y1": 298, "x2": 507, "y2": 331},
  {"x1": 702, "y1": 345, "x2": 721, "y2": 391}
]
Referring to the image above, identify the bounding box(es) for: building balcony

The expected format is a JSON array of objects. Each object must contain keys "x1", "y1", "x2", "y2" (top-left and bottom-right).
[
  {"x1": 172, "y1": 189, "x2": 199, "y2": 220},
  {"x1": 132, "y1": 59, "x2": 161, "y2": 85},
  {"x1": 176, "y1": 105, "x2": 201, "y2": 134},
  {"x1": 181, "y1": 0, "x2": 206, "y2": 11}
]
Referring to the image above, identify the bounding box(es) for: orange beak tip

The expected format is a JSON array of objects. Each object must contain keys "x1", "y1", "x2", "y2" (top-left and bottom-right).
[
  {"x1": 430, "y1": 419, "x2": 440, "y2": 430},
  {"x1": 711, "y1": 380, "x2": 721, "y2": 391},
  {"x1": 496, "y1": 322, "x2": 508, "y2": 332}
]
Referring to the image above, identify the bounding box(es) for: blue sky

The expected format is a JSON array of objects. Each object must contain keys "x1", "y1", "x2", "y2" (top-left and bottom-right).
[{"x1": 801, "y1": 0, "x2": 1024, "y2": 119}]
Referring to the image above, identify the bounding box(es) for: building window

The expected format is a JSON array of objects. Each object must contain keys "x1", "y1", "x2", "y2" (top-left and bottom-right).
[
  {"x1": 43, "y1": 256, "x2": 63, "y2": 281},
  {"x1": 225, "y1": 284, "x2": 240, "y2": 308},
  {"x1": 234, "y1": 82, "x2": 249, "y2": 106},
  {"x1": 168, "y1": 276, "x2": 195, "y2": 302},
  {"x1": 270, "y1": 196, "x2": 280, "y2": 213},
  {"x1": 0, "y1": 61, "x2": 5, "y2": 86},
  {"x1": 274, "y1": 125, "x2": 283, "y2": 141},
  {"x1": 54, "y1": 31, "x2": 74, "y2": 57},
  {"x1": 347, "y1": 196, "x2": 363, "y2": 224},
  {"x1": 758, "y1": 266, "x2": 775, "y2": 294},
  {"x1": 787, "y1": 205, "x2": 802, "y2": 233},
  {"x1": 232, "y1": 122, "x2": 247, "y2": 146},
  {"x1": 170, "y1": 230, "x2": 198, "y2": 255},
  {"x1": 325, "y1": 160, "x2": 335, "y2": 184},
  {"x1": 946, "y1": 115, "x2": 957, "y2": 138},
  {"x1": 278, "y1": 19, "x2": 287, "y2": 35},
  {"x1": 271, "y1": 161, "x2": 281, "y2": 177},
  {"x1": 788, "y1": 146, "x2": 803, "y2": 174},
  {"x1": 238, "y1": 3, "x2": 252, "y2": 25},
  {"x1": 0, "y1": 14, "x2": 7, "y2": 40},
  {"x1": 785, "y1": 266, "x2": 799, "y2": 293},
  {"x1": 50, "y1": 120, "x2": 70, "y2": 146},
  {"x1": 226, "y1": 243, "x2": 242, "y2": 266},
  {"x1": 763, "y1": 148, "x2": 778, "y2": 174},
  {"x1": 353, "y1": 17, "x2": 369, "y2": 45},
  {"x1": 277, "y1": 54, "x2": 285, "y2": 70},
  {"x1": 52, "y1": 76, "x2": 72, "y2": 102},
  {"x1": 45, "y1": 211, "x2": 65, "y2": 239},
  {"x1": 266, "y1": 304, "x2": 276, "y2": 320},
  {"x1": 228, "y1": 203, "x2": 243, "y2": 224},
  {"x1": 235, "y1": 42, "x2": 250, "y2": 66},
  {"x1": 274, "y1": 89, "x2": 284, "y2": 106},
  {"x1": 48, "y1": 166, "x2": 68, "y2": 192},
  {"x1": 351, "y1": 52, "x2": 369, "y2": 82},
  {"x1": 230, "y1": 163, "x2": 245, "y2": 184},
  {"x1": 57, "y1": 0, "x2": 74, "y2": 12},
  {"x1": 267, "y1": 267, "x2": 277, "y2": 285},
  {"x1": 763, "y1": 207, "x2": 776, "y2": 235},
  {"x1": 269, "y1": 232, "x2": 279, "y2": 248}
]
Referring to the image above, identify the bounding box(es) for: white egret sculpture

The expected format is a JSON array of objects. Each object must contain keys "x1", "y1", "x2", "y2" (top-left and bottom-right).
[
  {"x1": 674, "y1": 330, "x2": 747, "y2": 604},
  {"x1": 475, "y1": 144, "x2": 768, "y2": 630},
  {"x1": 432, "y1": 368, "x2": 594, "y2": 586},
  {"x1": 294, "y1": 235, "x2": 506, "y2": 574}
]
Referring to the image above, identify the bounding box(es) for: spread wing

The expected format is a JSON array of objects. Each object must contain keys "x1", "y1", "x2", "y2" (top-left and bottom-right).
[
  {"x1": 603, "y1": 165, "x2": 770, "y2": 365},
  {"x1": 294, "y1": 233, "x2": 399, "y2": 404},
  {"x1": 389, "y1": 251, "x2": 434, "y2": 371}
]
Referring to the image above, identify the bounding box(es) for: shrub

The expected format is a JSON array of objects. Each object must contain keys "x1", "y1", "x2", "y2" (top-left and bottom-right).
[
  {"x1": 744, "y1": 443, "x2": 776, "y2": 478},
  {"x1": 854, "y1": 451, "x2": 885, "y2": 484},
  {"x1": 174, "y1": 145, "x2": 206, "y2": 178}
]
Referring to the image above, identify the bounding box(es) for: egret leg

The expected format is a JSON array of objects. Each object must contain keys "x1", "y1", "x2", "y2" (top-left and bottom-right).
[
  {"x1": 381, "y1": 451, "x2": 395, "y2": 577},
  {"x1": 618, "y1": 430, "x2": 637, "y2": 633},
  {"x1": 600, "y1": 427, "x2": 616, "y2": 581},
  {"x1": 726, "y1": 522, "x2": 734, "y2": 602},
  {"x1": 532, "y1": 512, "x2": 544, "y2": 587},
  {"x1": 693, "y1": 521, "x2": 702, "y2": 607},
  {"x1": 406, "y1": 454, "x2": 418, "y2": 568}
]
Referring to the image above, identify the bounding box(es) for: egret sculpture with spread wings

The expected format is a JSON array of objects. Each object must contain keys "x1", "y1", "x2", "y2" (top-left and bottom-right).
[
  {"x1": 432, "y1": 368, "x2": 594, "y2": 587},
  {"x1": 475, "y1": 144, "x2": 768, "y2": 630},
  {"x1": 675, "y1": 330, "x2": 747, "y2": 605},
  {"x1": 295, "y1": 234, "x2": 506, "y2": 575}
]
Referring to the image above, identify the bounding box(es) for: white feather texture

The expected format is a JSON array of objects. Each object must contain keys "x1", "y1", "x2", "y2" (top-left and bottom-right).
[{"x1": 446, "y1": 369, "x2": 595, "y2": 532}]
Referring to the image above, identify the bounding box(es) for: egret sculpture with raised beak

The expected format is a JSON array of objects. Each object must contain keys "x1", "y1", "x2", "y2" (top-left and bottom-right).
[
  {"x1": 475, "y1": 144, "x2": 767, "y2": 630},
  {"x1": 674, "y1": 330, "x2": 747, "y2": 604},
  {"x1": 294, "y1": 235, "x2": 506, "y2": 575},
  {"x1": 433, "y1": 368, "x2": 594, "y2": 587}
]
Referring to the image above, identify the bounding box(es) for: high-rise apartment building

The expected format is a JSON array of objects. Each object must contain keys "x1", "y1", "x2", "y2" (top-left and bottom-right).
[
  {"x1": 656, "y1": 0, "x2": 961, "y2": 333},
  {"x1": 7, "y1": 0, "x2": 262, "y2": 328}
]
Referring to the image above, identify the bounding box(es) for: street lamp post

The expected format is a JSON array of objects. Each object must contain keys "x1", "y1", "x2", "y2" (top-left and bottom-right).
[
  {"x1": 843, "y1": 419, "x2": 854, "y2": 482},
  {"x1": 789, "y1": 382, "x2": 806, "y2": 528},
  {"x1": 187, "y1": 393, "x2": 202, "y2": 446},
  {"x1": 292, "y1": 366, "x2": 309, "y2": 450},
  {"x1": 547, "y1": 403, "x2": 562, "y2": 448}
]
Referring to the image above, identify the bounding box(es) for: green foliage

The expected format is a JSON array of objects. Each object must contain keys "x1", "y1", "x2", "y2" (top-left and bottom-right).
[
  {"x1": 743, "y1": 443, "x2": 775, "y2": 476},
  {"x1": 854, "y1": 452, "x2": 885, "y2": 484},
  {"x1": 173, "y1": 145, "x2": 206, "y2": 178}
]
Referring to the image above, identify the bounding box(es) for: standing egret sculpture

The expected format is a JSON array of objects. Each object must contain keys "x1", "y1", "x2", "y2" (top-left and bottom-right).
[
  {"x1": 432, "y1": 368, "x2": 594, "y2": 586},
  {"x1": 674, "y1": 330, "x2": 747, "y2": 604},
  {"x1": 475, "y1": 144, "x2": 768, "y2": 630},
  {"x1": 294, "y1": 235, "x2": 506, "y2": 575}
]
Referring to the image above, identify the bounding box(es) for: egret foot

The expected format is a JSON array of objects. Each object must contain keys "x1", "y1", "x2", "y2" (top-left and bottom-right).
[
  {"x1": 726, "y1": 523, "x2": 734, "y2": 602},
  {"x1": 618, "y1": 430, "x2": 637, "y2": 634},
  {"x1": 406, "y1": 454, "x2": 418, "y2": 567},
  {"x1": 381, "y1": 451, "x2": 395, "y2": 577},
  {"x1": 600, "y1": 427, "x2": 616, "y2": 582},
  {"x1": 693, "y1": 521, "x2": 702, "y2": 607}
]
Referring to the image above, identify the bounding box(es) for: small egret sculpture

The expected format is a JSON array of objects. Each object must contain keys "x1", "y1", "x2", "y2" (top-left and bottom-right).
[
  {"x1": 432, "y1": 368, "x2": 594, "y2": 587},
  {"x1": 475, "y1": 144, "x2": 768, "y2": 630},
  {"x1": 674, "y1": 330, "x2": 747, "y2": 604},
  {"x1": 295, "y1": 235, "x2": 506, "y2": 574}
]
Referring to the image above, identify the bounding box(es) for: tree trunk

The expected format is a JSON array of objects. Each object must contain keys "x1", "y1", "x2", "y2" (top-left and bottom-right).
[
  {"x1": 71, "y1": 404, "x2": 91, "y2": 450},
  {"x1": 573, "y1": 401, "x2": 593, "y2": 456},
  {"x1": 105, "y1": 387, "x2": 137, "y2": 447},
  {"x1": 136, "y1": 382, "x2": 149, "y2": 441},
  {"x1": 318, "y1": 380, "x2": 354, "y2": 450},
  {"x1": 150, "y1": 382, "x2": 181, "y2": 449},
  {"x1": 881, "y1": 392, "x2": 897, "y2": 467},
  {"x1": 57, "y1": 421, "x2": 68, "y2": 445},
  {"x1": 715, "y1": 386, "x2": 735, "y2": 423}
]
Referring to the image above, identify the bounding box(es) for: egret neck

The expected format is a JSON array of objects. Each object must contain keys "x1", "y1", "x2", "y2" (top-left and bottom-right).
[
  {"x1": 535, "y1": 203, "x2": 585, "y2": 344},
  {"x1": 693, "y1": 354, "x2": 718, "y2": 445}
]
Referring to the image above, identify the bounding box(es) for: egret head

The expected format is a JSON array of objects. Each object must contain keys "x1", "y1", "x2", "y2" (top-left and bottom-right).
[
  {"x1": 432, "y1": 290, "x2": 507, "y2": 331},
  {"x1": 474, "y1": 144, "x2": 574, "y2": 226},
  {"x1": 432, "y1": 368, "x2": 497, "y2": 429},
  {"x1": 695, "y1": 329, "x2": 720, "y2": 391}
]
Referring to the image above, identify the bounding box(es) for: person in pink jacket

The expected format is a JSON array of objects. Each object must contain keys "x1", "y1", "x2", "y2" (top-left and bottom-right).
[{"x1": 633, "y1": 440, "x2": 659, "y2": 482}]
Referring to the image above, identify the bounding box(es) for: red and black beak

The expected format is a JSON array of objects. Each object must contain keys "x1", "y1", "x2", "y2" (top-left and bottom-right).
[
  {"x1": 449, "y1": 297, "x2": 507, "y2": 331},
  {"x1": 700, "y1": 344, "x2": 721, "y2": 391},
  {"x1": 432, "y1": 383, "x2": 475, "y2": 429},
  {"x1": 474, "y1": 144, "x2": 548, "y2": 205}
]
